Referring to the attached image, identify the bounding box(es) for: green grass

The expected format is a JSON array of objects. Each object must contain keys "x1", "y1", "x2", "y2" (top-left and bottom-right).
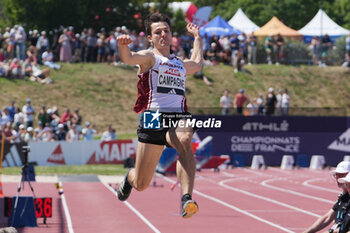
[
  {"x1": 1, "y1": 164, "x2": 128, "y2": 176},
  {"x1": 1, "y1": 63, "x2": 349, "y2": 136}
]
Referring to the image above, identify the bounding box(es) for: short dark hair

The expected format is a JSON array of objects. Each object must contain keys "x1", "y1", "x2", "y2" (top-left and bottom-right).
[{"x1": 144, "y1": 13, "x2": 171, "y2": 36}]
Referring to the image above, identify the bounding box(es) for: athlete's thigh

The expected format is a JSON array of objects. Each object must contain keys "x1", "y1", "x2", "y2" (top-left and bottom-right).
[
  {"x1": 134, "y1": 141, "x2": 164, "y2": 182},
  {"x1": 165, "y1": 121, "x2": 193, "y2": 151}
]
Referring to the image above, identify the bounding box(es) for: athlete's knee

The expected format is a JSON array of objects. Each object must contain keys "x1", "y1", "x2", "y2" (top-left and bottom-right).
[
  {"x1": 133, "y1": 179, "x2": 149, "y2": 192},
  {"x1": 179, "y1": 134, "x2": 193, "y2": 154}
]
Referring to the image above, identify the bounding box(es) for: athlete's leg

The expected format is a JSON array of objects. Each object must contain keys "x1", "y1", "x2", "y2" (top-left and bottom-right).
[
  {"x1": 166, "y1": 122, "x2": 198, "y2": 218},
  {"x1": 128, "y1": 142, "x2": 164, "y2": 191},
  {"x1": 166, "y1": 123, "x2": 195, "y2": 196},
  {"x1": 117, "y1": 142, "x2": 164, "y2": 201}
]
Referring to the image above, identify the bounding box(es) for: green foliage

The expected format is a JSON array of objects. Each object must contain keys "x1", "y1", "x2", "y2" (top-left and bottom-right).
[{"x1": 173, "y1": 9, "x2": 187, "y2": 34}]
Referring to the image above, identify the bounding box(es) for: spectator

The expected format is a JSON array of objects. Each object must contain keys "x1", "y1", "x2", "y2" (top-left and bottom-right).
[
  {"x1": 321, "y1": 34, "x2": 332, "y2": 66},
  {"x1": 81, "y1": 121, "x2": 96, "y2": 141},
  {"x1": 233, "y1": 49, "x2": 244, "y2": 73},
  {"x1": 248, "y1": 32, "x2": 257, "y2": 65},
  {"x1": 72, "y1": 108, "x2": 82, "y2": 133},
  {"x1": 180, "y1": 31, "x2": 192, "y2": 59},
  {"x1": 59, "y1": 29, "x2": 72, "y2": 62},
  {"x1": 72, "y1": 33, "x2": 82, "y2": 63},
  {"x1": 222, "y1": 35, "x2": 231, "y2": 64},
  {"x1": 1, "y1": 107, "x2": 11, "y2": 126},
  {"x1": 281, "y1": 88, "x2": 290, "y2": 116},
  {"x1": 256, "y1": 94, "x2": 265, "y2": 116},
  {"x1": 2, "y1": 122, "x2": 17, "y2": 143},
  {"x1": 311, "y1": 36, "x2": 321, "y2": 66},
  {"x1": 101, "y1": 125, "x2": 117, "y2": 141},
  {"x1": 38, "y1": 126, "x2": 54, "y2": 142},
  {"x1": 55, "y1": 123, "x2": 66, "y2": 141},
  {"x1": 233, "y1": 89, "x2": 248, "y2": 115},
  {"x1": 276, "y1": 89, "x2": 283, "y2": 116},
  {"x1": 274, "y1": 34, "x2": 284, "y2": 65},
  {"x1": 206, "y1": 42, "x2": 220, "y2": 65},
  {"x1": 230, "y1": 33, "x2": 240, "y2": 66},
  {"x1": 15, "y1": 25, "x2": 26, "y2": 61},
  {"x1": 106, "y1": 32, "x2": 117, "y2": 64},
  {"x1": 13, "y1": 107, "x2": 24, "y2": 128},
  {"x1": 17, "y1": 124, "x2": 26, "y2": 142},
  {"x1": 36, "y1": 31, "x2": 50, "y2": 64},
  {"x1": 202, "y1": 34, "x2": 210, "y2": 60},
  {"x1": 246, "y1": 98, "x2": 258, "y2": 116},
  {"x1": 86, "y1": 28, "x2": 97, "y2": 62},
  {"x1": 42, "y1": 48, "x2": 61, "y2": 69},
  {"x1": 171, "y1": 32, "x2": 181, "y2": 56},
  {"x1": 61, "y1": 108, "x2": 73, "y2": 129},
  {"x1": 10, "y1": 58, "x2": 22, "y2": 78},
  {"x1": 8, "y1": 100, "x2": 16, "y2": 122},
  {"x1": 303, "y1": 161, "x2": 350, "y2": 233},
  {"x1": 38, "y1": 105, "x2": 49, "y2": 127},
  {"x1": 66, "y1": 124, "x2": 79, "y2": 141},
  {"x1": 24, "y1": 126, "x2": 34, "y2": 142},
  {"x1": 265, "y1": 88, "x2": 277, "y2": 116},
  {"x1": 22, "y1": 98, "x2": 35, "y2": 127},
  {"x1": 220, "y1": 90, "x2": 232, "y2": 115},
  {"x1": 265, "y1": 35, "x2": 274, "y2": 65}
]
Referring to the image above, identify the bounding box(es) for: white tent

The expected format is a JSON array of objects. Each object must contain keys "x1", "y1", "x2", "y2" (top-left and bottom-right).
[
  {"x1": 298, "y1": 9, "x2": 350, "y2": 41},
  {"x1": 228, "y1": 8, "x2": 260, "y2": 34}
]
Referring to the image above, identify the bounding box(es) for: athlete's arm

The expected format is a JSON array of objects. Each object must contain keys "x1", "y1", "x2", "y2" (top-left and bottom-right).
[
  {"x1": 183, "y1": 23, "x2": 203, "y2": 75},
  {"x1": 117, "y1": 35, "x2": 155, "y2": 72},
  {"x1": 302, "y1": 209, "x2": 336, "y2": 233}
]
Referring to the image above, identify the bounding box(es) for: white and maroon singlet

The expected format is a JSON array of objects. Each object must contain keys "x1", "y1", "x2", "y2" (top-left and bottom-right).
[{"x1": 134, "y1": 53, "x2": 187, "y2": 113}]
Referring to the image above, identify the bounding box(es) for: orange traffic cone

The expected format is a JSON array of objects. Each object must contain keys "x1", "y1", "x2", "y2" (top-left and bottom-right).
[{"x1": 0, "y1": 180, "x2": 4, "y2": 197}]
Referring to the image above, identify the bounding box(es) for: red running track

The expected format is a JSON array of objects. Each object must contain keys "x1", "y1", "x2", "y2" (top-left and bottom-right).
[{"x1": 0, "y1": 168, "x2": 341, "y2": 233}]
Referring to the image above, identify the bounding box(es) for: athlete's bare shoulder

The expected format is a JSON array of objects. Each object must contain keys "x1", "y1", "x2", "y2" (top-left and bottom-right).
[{"x1": 137, "y1": 49, "x2": 156, "y2": 73}]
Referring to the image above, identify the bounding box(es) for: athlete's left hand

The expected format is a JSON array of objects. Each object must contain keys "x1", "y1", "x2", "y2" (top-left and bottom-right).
[{"x1": 186, "y1": 23, "x2": 200, "y2": 38}]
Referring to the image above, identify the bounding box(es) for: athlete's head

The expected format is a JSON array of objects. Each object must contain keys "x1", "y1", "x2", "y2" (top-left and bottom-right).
[
  {"x1": 145, "y1": 13, "x2": 171, "y2": 36},
  {"x1": 145, "y1": 13, "x2": 172, "y2": 49},
  {"x1": 330, "y1": 161, "x2": 350, "y2": 190}
]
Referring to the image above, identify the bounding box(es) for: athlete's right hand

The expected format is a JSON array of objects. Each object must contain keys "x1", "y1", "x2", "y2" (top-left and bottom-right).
[{"x1": 117, "y1": 35, "x2": 133, "y2": 45}]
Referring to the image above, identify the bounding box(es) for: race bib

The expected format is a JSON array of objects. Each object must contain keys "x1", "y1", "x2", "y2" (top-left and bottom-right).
[{"x1": 157, "y1": 64, "x2": 186, "y2": 96}]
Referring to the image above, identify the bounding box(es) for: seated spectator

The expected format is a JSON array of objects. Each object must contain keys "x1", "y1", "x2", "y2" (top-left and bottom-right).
[
  {"x1": 38, "y1": 126, "x2": 54, "y2": 142},
  {"x1": 233, "y1": 49, "x2": 244, "y2": 73},
  {"x1": 42, "y1": 48, "x2": 61, "y2": 70},
  {"x1": 55, "y1": 123, "x2": 66, "y2": 141},
  {"x1": 206, "y1": 42, "x2": 220, "y2": 65},
  {"x1": 101, "y1": 125, "x2": 117, "y2": 141},
  {"x1": 1, "y1": 107, "x2": 11, "y2": 126},
  {"x1": 18, "y1": 124, "x2": 26, "y2": 142},
  {"x1": 9, "y1": 58, "x2": 22, "y2": 78},
  {"x1": 24, "y1": 126, "x2": 34, "y2": 142},
  {"x1": 81, "y1": 121, "x2": 96, "y2": 141}
]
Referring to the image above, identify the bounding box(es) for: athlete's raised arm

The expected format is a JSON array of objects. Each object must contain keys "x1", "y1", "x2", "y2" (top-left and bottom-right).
[
  {"x1": 117, "y1": 34, "x2": 155, "y2": 72},
  {"x1": 183, "y1": 23, "x2": 203, "y2": 75}
]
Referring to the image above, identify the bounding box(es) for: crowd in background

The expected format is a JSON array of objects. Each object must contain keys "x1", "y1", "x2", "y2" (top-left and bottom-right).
[
  {"x1": 0, "y1": 98, "x2": 118, "y2": 143},
  {"x1": 220, "y1": 87, "x2": 290, "y2": 116},
  {"x1": 0, "y1": 24, "x2": 349, "y2": 79}
]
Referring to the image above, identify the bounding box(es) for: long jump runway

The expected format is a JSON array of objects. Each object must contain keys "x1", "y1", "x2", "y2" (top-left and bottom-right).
[{"x1": 1, "y1": 168, "x2": 339, "y2": 233}]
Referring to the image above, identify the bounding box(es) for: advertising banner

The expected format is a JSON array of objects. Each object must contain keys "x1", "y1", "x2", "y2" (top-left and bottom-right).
[
  {"x1": 23, "y1": 139, "x2": 138, "y2": 166},
  {"x1": 195, "y1": 115, "x2": 349, "y2": 166}
]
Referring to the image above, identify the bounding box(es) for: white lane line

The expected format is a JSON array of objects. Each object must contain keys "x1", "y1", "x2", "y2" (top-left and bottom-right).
[
  {"x1": 218, "y1": 178, "x2": 321, "y2": 217},
  {"x1": 161, "y1": 175, "x2": 295, "y2": 233},
  {"x1": 303, "y1": 178, "x2": 339, "y2": 194},
  {"x1": 261, "y1": 178, "x2": 334, "y2": 204},
  {"x1": 102, "y1": 182, "x2": 161, "y2": 233},
  {"x1": 59, "y1": 186, "x2": 74, "y2": 233}
]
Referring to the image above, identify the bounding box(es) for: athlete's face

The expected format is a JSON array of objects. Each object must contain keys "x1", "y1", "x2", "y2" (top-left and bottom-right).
[{"x1": 148, "y1": 21, "x2": 172, "y2": 49}]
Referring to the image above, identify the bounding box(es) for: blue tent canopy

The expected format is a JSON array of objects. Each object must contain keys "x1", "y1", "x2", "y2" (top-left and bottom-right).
[{"x1": 200, "y1": 16, "x2": 240, "y2": 37}]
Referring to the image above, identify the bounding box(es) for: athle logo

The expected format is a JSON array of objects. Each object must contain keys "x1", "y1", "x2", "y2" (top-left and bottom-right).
[{"x1": 143, "y1": 110, "x2": 161, "y2": 129}]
